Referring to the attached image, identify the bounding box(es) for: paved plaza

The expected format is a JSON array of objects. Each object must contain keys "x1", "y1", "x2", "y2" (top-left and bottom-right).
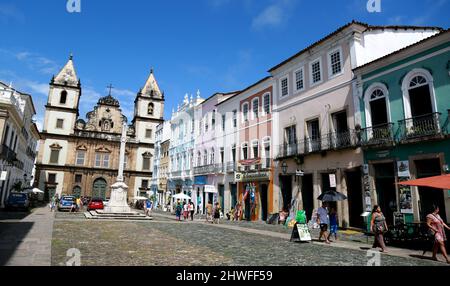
[{"x1": 0, "y1": 207, "x2": 448, "y2": 266}]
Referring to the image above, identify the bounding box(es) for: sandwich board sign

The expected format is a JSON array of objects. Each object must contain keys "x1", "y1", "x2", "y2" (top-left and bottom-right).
[{"x1": 290, "y1": 223, "x2": 312, "y2": 242}]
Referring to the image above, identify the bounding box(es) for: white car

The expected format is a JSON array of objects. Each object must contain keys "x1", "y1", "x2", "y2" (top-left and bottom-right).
[{"x1": 103, "y1": 198, "x2": 110, "y2": 207}]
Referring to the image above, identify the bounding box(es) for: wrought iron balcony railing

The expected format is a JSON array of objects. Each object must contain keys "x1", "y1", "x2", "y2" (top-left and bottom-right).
[
  {"x1": 359, "y1": 123, "x2": 395, "y2": 147},
  {"x1": 0, "y1": 144, "x2": 17, "y2": 163},
  {"x1": 215, "y1": 163, "x2": 226, "y2": 174},
  {"x1": 276, "y1": 130, "x2": 358, "y2": 159},
  {"x1": 398, "y1": 113, "x2": 442, "y2": 142},
  {"x1": 226, "y1": 162, "x2": 237, "y2": 173},
  {"x1": 193, "y1": 164, "x2": 215, "y2": 175}
]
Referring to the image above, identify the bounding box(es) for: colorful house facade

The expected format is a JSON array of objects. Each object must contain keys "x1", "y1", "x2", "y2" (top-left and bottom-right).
[{"x1": 354, "y1": 30, "x2": 450, "y2": 224}]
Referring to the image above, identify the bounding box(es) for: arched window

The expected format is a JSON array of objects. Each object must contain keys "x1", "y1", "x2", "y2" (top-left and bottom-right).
[
  {"x1": 252, "y1": 98, "x2": 259, "y2": 119},
  {"x1": 401, "y1": 69, "x2": 436, "y2": 120},
  {"x1": 60, "y1": 90, "x2": 67, "y2": 104},
  {"x1": 197, "y1": 152, "x2": 202, "y2": 167},
  {"x1": 364, "y1": 83, "x2": 390, "y2": 128},
  {"x1": 242, "y1": 103, "x2": 249, "y2": 122},
  {"x1": 210, "y1": 148, "x2": 215, "y2": 164},
  {"x1": 251, "y1": 140, "x2": 259, "y2": 158},
  {"x1": 148, "y1": 103, "x2": 154, "y2": 115},
  {"x1": 242, "y1": 143, "x2": 249, "y2": 160}
]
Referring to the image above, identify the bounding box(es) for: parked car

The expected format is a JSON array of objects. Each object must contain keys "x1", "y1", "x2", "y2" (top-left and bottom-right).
[
  {"x1": 103, "y1": 198, "x2": 110, "y2": 207},
  {"x1": 58, "y1": 196, "x2": 76, "y2": 212},
  {"x1": 88, "y1": 198, "x2": 104, "y2": 211},
  {"x1": 6, "y1": 192, "x2": 30, "y2": 211}
]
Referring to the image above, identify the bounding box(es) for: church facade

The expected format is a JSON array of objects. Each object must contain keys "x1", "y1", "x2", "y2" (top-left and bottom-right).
[{"x1": 35, "y1": 56, "x2": 164, "y2": 200}]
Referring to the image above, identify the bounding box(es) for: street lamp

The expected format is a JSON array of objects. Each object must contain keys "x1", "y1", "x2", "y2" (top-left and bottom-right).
[{"x1": 282, "y1": 162, "x2": 288, "y2": 174}]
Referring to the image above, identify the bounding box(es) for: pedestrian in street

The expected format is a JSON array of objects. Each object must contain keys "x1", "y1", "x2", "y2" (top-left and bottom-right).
[
  {"x1": 426, "y1": 205, "x2": 450, "y2": 263},
  {"x1": 50, "y1": 196, "x2": 56, "y2": 212},
  {"x1": 145, "y1": 199, "x2": 152, "y2": 217},
  {"x1": 76, "y1": 197, "x2": 81, "y2": 212},
  {"x1": 213, "y1": 202, "x2": 221, "y2": 224},
  {"x1": 370, "y1": 205, "x2": 388, "y2": 253},
  {"x1": 175, "y1": 200, "x2": 182, "y2": 221},
  {"x1": 317, "y1": 203, "x2": 331, "y2": 244},
  {"x1": 183, "y1": 202, "x2": 189, "y2": 220},
  {"x1": 234, "y1": 202, "x2": 242, "y2": 221},
  {"x1": 206, "y1": 202, "x2": 213, "y2": 223},
  {"x1": 328, "y1": 207, "x2": 338, "y2": 241},
  {"x1": 189, "y1": 202, "x2": 195, "y2": 221}
]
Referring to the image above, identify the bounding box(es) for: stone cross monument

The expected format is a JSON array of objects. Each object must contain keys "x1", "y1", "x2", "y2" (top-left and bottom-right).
[{"x1": 104, "y1": 122, "x2": 132, "y2": 213}]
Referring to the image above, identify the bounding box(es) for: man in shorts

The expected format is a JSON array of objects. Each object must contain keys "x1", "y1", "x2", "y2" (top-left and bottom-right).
[{"x1": 317, "y1": 202, "x2": 330, "y2": 244}]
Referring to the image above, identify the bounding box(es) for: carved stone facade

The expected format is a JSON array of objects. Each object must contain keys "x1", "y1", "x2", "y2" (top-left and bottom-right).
[{"x1": 35, "y1": 56, "x2": 164, "y2": 200}]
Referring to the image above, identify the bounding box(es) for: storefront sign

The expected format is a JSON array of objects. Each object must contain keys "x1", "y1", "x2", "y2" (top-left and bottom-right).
[
  {"x1": 239, "y1": 171, "x2": 270, "y2": 182},
  {"x1": 398, "y1": 177, "x2": 413, "y2": 214},
  {"x1": 234, "y1": 172, "x2": 243, "y2": 182},
  {"x1": 376, "y1": 150, "x2": 391, "y2": 159},
  {"x1": 397, "y1": 161, "x2": 410, "y2": 178},
  {"x1": 329, "y1": 174, "x2": 336, "y2": 188},
  {"x1": 297, "y1": 224, "x2": 312, "y2": 241},
  {"x1": 0, "y1": 171, "x2": 7, "y2": 181},
  {"x1": 204, "y1": 185, "x2": 217, "y2": 193},
  {"x1": 194, "y1": 176, "x2": 207, "y2": 185}
]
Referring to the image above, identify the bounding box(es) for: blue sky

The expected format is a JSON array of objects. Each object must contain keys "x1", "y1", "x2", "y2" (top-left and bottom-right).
[{"x1": 0, "y1": 0, "x2": 449, "y2": 129}]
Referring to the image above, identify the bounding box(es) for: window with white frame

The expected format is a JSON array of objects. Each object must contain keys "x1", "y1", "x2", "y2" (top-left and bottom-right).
[
  {"x1": 310, "y1": 59, "x2": 322, "y2": 84},
  {"x1": 252, "y1": 140, "x2": 259, "y2": 158},
  {"x1": 263, "y1": 93, "x2": 271, "y2": 115},
  {"x1": 222, "y1": 114, "x2": 226, "y2": 131},
  {"x1": 210, "y1": 149, "x2": 215, "y2": 164},
  {"x1": 197, "y1": 152, "x2": 201, "y2": 167},
  {"x1": 281, "y1": 77, "x2": 289, "y2": 97},
  {"x1": 295, "y1": 68, "x2": 305, "y2": 91},
  {"x1": 242, "y1": 103, "x2": 249, "y2": 122},
  {"x1": 232, "y1": 110, "x2": 237, "y2": 127},
  {"x1": 242, "y1": 143, "x2": 249, "y2": 160},
  {"x1": 329, "y1": 49, "x2": 342, "y2": 77},
  {"x1": 76, "y1": 151, "x2": 85, "y2": 166},
  {"x1": 252, "y1": 98, "x2": 259, "y2": 119},
  {"x1": 203, "y1": 150, "x2": 208, "y2": 166}
]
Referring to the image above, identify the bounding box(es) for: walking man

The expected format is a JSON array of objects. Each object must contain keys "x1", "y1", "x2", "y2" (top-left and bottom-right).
[{"x1": 317, "y1": 203, "x2": 331, "y2": 244}]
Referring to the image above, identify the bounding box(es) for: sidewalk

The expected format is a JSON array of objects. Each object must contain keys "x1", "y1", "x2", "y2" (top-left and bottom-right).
[
  {"x1": 0, "y1": 206, "x2": 55, "y2": 266},
  {"x1": 151, "y1": 211, "x2": 442, "y2": 263}
]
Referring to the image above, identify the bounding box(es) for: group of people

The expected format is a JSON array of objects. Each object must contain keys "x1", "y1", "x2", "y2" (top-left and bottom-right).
[
  {"x1": 370, "y1": 204, "x2": 449, "y2": 263},
  {"x1": 174, "y1": 200, "x2": 195, "y2": 221}
]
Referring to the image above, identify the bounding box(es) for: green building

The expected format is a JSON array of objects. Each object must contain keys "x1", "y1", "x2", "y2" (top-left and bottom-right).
[{"x1": 354, "y1": 30, "x2": 450, "y2": 225}]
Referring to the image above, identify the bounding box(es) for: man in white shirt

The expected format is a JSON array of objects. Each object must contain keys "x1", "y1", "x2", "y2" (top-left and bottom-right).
[{"x1": 317, "y1": 203, "x2": 330, "y2": 244}]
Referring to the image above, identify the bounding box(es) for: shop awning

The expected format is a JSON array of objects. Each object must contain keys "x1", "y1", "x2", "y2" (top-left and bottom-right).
[{"x1": 398, "y1": 174, "x2": 450, "y2": 189}]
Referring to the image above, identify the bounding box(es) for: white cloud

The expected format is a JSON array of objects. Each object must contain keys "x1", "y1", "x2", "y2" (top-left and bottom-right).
[
  {"x1": 0, "y1": 48, "x2": 59, "y2": 75},
  {"x1": 251, "y1": 0, "x2": 296, "y2": 30}
]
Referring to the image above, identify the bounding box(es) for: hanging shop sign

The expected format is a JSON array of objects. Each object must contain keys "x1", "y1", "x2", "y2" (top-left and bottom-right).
[
  {"x1": 238, "y1": 171, "x2": 270, "y2": 182},
  {"x1": 398, "y1": 177, "x2": 413, "y2": 214},
  {"x1": 397, "y1": 161, "x2": 411, "y2": 178},
  {"x1": 194, "y1": 176, "x2": 207, "y2": 185},
  {"x1": 329, "y1": 174, "x2": 337, "y2": 188},
  {"x1": 0, "y1": 171, "x2": 7, "y2": 181}
]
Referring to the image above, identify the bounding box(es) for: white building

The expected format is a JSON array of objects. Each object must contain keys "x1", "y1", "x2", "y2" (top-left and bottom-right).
[{"x1": 0, "y1": 81, "x2": 40, "y2": 207}]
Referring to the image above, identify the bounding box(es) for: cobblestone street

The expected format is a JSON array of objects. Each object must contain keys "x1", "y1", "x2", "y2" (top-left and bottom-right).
[{"x1": 50, "y1": 211, "x2": 448, "y2": 266}]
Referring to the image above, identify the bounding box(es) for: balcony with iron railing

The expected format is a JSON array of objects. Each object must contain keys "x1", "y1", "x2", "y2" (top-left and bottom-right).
[
  {"x1": 359, "y1": 123, "x2": 395, "y2": 148},
  {"x1": 226, "y1": 162, "x2": 237, "y2": 173},
  {"x1": 0, "y1": 144, "x2": 17, "y2": 163},
  {"x1": 215, "y1": 163, "x2": 226, "y2": 174},
  {"x1": 398, "y1": 113, "x2": 442, "y2": 143},
  {"x1": 276, "y1": 130, "x2": 358, "y2": 159},
  {"x1": 193, "y1": 164, "x2": 216, "y2": 175}
]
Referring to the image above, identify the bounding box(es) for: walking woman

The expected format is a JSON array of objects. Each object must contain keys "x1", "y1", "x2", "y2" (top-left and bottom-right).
[
  {"x1": 426, "y1": 205, "x2": 450, "y2": 264},
  {"x1": 371, "y1": 205, "x2": 388, "y2": 253}
]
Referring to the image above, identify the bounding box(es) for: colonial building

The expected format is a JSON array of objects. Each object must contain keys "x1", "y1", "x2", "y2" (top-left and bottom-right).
[
  {"x1": 151, "y1": 120, "x2": 171, "y2": 207},
  {"x1": 193, "y1": 91, "x2": 236, "y2": 214},
  {"x1": 168, "y1": 92, "x2": 204, "y2": 208},
  {"x1": 0, "y1": 82, "x2": 39, "y2": 207},
  {"x1": 271, "y1": 21, "x2": 441, "y2": 229},
  {"x1": 354, "y1": 30, "x2": 450, "y2": 224},
  {"x1": 35, "y1": 56, "x2": 164, "y2": 200}
]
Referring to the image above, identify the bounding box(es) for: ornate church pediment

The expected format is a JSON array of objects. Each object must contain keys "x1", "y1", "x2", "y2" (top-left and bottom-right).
[
  {"x1": 142, "y1": 152, "x2": 153, "y2": 158},
  {"x1": 95, "y1": 146, "x2": 112, "y2": 153},
  {"x1": 76, "y1": 145, "x2": 88, "y2": 151},
  {"x1": 49, "y1": 143, "x2": 63, "y2": 150}
]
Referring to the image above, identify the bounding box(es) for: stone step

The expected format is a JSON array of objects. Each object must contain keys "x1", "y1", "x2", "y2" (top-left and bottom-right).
[{"x1": 84, "y1": 211, "x2": 153, "y2": 221}]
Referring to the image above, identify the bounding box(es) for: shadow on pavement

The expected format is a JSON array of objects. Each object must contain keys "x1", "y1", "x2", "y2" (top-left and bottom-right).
[
  {"x1": 0, "y1": 222, "x2": 34, "y2": 266},
  {"x1": 0, "y1": 211, "x2": 32, "y2": 221}
]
